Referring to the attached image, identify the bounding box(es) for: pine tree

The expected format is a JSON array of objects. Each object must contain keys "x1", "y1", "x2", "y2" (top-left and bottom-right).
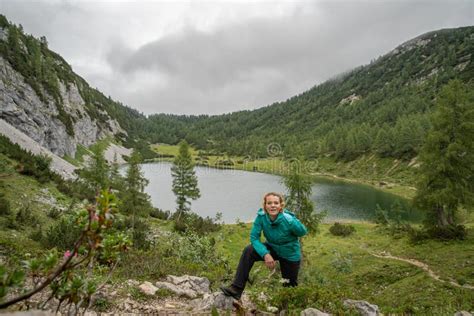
[
  {"x1": 414, "y1": 80, "x2": 474, "y2": 227},
  {"x1": 282, "y1": 160, "x2": 323, "y2": 234},
  {"x1": 120, "y1": 151, "x2": 150, "y2": 227},
  {"x1": 79, "y1": 145, "x2": 110, "y2": 192},
  {"x1": 109, "y1": 153, "x2": 124, "y2": 191},
  {"x1": 171, "y1": 140, "x2": 200, "y2": 220}
]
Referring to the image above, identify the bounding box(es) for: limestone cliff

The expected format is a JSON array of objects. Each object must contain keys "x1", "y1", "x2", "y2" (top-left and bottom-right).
[{"x1": 0, "y1": 55, "x2": 125, "y2": 157}]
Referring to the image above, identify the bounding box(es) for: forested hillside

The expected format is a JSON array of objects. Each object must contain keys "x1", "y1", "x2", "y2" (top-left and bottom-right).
[
  {"x1": 1, "y1": 13, "x2": 472, "y2": 164},
  {"x1": 141, "y1": 27, "x2": 474, "y2": 161}
]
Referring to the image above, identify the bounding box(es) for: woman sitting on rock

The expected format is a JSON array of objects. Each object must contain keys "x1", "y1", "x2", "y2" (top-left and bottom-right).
[{"x1": 221, "y1": 192, "x2": 308, "y2": 300}]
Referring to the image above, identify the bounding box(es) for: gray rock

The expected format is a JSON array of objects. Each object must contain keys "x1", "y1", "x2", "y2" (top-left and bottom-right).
[
  {"x1": 155, "y1": 281, "x2": 196, "y2": 298},
  {"x1": 0, "y1": 119, "x2": 77, "y2": 179},
  {"x1": 193, "y1": 292, "x2": 234, "y2": 310},
  {"x1": 454, "y1": 312, "x2": 473, "y2": 316},
  {"x1": 155, "y1": 274, "x2": 211, "y2": 298},
  {"x1": 166, "y1": 274, "x2": 211, "y2": 295},
  {"x1": 301, "y1": 307, "x2": 331, "y2": 315},
  {"x1": 0, "y1": 56, "x2": 125, "y2": 158},
  {"x1": 343, "y1": 299, "x2": 379, "y2": 316},
  {"x1": 138, "y1": 281, "x2": 158, "y2": 295}
]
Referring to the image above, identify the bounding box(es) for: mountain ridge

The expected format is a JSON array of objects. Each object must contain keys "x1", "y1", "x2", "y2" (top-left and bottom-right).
[{"x1": 0, "y1": 13, "x2": 472, "y2": 163}]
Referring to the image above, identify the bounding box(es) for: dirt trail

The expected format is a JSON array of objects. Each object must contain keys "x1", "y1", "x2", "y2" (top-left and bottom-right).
[{"x1": 371, "y1": 252, "x2": 474, "y2": 290}]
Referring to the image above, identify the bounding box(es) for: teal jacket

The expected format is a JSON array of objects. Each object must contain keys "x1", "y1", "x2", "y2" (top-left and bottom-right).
[{"x1": 250, "y1": 208, "x2": 308, "y2": 262}]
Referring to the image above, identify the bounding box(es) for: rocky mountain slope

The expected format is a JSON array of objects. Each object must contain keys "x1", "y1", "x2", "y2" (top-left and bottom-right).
[
  {"x1": 0, "y1": 17, "x2": 127, "y2": 158},
  {"x1": 0, "y1": 119, "x2": 76, "y2": 179}
]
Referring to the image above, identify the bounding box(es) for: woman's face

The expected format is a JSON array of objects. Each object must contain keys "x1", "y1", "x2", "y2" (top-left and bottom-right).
[{"x1": 265, "y1": 195, "x2": 282, "y2": 220}]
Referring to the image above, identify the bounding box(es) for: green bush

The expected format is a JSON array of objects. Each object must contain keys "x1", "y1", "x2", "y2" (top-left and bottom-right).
[
  {"x1": 329, "y1": 222, "x2": 355, "y2": 237},
  {"x1": 117, "y1": 232, "x2": 230, "y2": 284},
  {"x1": 409, "y1": 225, "x2": 467, "y2": 242},
  {"x1": 331, "y1": 250, "x2": 353, "y2": 274},
  {"x1": 426, "y1": 225, "x2": 467, "y2": 240},
  {"x1": 172, "y1": 212, "x2": 221, "y2": 235},
  {"x1": 113, "y1": 216, "x2": 151, "y2": 250},
  {"x1": 149, "y1": 208, "x2": 170, "y2": 220},
  {"x1": 373, "y1": 204, "x2": 389, "y2": 225},
  {"x1": 0, "y1": 191, "x2": 11, "y2": 216},
  {"x1": 44, "y1": 215, "x2": 82, "y2": 250},
  {"x1": 47, "y1": 207, "x2": 62, "y2": 219},
  {"x1": 28, "y1": 226, "x2": 44, "y2": 242},
  {"x1": 15, "y1": 205, "x2": 38, "y2": 227}
]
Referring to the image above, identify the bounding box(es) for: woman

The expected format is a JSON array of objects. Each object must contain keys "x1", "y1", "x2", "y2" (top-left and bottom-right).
[{"x1": 221, "y1": 192, "x2": 308, "y2": 300}]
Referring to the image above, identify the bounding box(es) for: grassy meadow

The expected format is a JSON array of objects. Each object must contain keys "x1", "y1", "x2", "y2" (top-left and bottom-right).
[{"x1": 214, "y1": 222, "x2": 474, "y2": 314}]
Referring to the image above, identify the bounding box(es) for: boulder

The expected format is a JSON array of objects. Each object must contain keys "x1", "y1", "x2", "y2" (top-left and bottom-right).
[
  {"x1": 155, "y1": 275, "x2": 210, "y2": 299},
  {"x1": 343, "y1": 299, "x2": 379, "y2": 316},
  {"x1": 301, "y1": 308, "x2": 331, "y2": 315},
  {"x1": 193, "y1": 292, "x2": 234, "y2": 310},
  {"x1": 138, "y1": 281, "x2": 158, "y2": 296}
]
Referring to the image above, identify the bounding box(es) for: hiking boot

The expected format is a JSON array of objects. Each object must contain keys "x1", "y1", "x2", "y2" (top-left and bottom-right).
[{"x1": 220, "y1": 284, "x2": 243, "y2": 300}]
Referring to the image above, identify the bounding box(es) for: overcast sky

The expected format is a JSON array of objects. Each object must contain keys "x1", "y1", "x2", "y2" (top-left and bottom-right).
[{"x1": 1, "y1": 0, "x2": 473, "y2": 115}]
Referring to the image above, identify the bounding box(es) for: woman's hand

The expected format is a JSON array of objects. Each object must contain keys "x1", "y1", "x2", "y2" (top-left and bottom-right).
[{"x1": 263, "y1": 254, "x2": 275, "y2": 270}]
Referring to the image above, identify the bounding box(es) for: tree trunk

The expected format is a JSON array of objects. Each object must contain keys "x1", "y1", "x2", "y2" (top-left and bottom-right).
[
  {"x1": 436, "y1": 206, "x2": 449, "y2": 227},
  {"x1": 447, "y1": 209, "x2": 455, "y2": 226}
]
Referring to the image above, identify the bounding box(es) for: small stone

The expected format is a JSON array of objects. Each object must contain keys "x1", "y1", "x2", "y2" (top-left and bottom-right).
[
  {"x1": 139, "y1": 281, "x2": 158, "y2": 295},
  {"x1": 343, "y1": 299, "x2": 379, "y2": 316},
  {"x1": 267, "y1": 306, "x2": 278, "y2": 313}
]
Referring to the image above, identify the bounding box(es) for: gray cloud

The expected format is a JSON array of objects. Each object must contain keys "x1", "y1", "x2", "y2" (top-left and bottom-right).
[{"x1": 1, "y1": 0, "x2": 473, "y2": 115}]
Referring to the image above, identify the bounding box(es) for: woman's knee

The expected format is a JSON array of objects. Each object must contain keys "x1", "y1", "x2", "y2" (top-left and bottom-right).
[{"x1": 243, "y1": 244, "x2": 254, "y2": 254}]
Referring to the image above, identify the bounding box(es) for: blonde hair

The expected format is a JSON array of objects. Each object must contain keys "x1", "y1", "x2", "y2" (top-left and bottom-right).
[{"x1": 262, "y1": 192, "x2": 285, "y2": 212}]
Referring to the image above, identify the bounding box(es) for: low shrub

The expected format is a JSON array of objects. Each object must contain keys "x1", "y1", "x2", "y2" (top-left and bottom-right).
[
  {"x1": 44, "y1": 215, "x2": 82, "y2": 250},
  {"x1": 113, "y1": 216, "x2": 151, "y2": 250},
  {"x1": 331, "y1": 250, "x2": 353, "y2": 274},
  {"x1": 47, "y1": 207, "x2": 62, "y2": 219},
  {"x1": 409, "y1": 224, "x2": 467, "y2": 242},
  {"x1": 329, "y1": 222, "x2": 355, "y2": 237},
  {"x1": 28, "y1": 226, "x2": 44, "y2": 242},
  {"x1": 0, "y1": 190, "x2": 11, "y2": 216},
  {"x1": 172, "y1": 212, "x2": 221, "y2": 235},
  {"x1": 15, "y1": 204, "x2": 39, "y2": 227},
  {"x1": 116, "y1": 232, "x2": 231, "y2": 284},
  {"x1": 149, "y1": 208, "x2": 170, "y2": 220}
]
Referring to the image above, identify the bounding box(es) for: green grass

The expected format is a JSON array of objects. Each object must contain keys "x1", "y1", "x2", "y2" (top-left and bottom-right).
[
  {"x1": 2, "y1": 144, "x2": 472, "y2": 314},
  {"x1": 151, "y1": 143, "x2": 198, "y2": 158},
  {"x1": 212, "y1": 222, "x2": 474, "y2": 314},
  {"x1": 0, "y1": 155, "x2": 74, "y2": 257}
]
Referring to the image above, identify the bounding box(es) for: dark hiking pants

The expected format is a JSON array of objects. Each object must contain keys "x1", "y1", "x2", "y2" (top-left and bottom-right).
[{"x1": 232, "y1": 244, "x2": 300, "y2": 290}]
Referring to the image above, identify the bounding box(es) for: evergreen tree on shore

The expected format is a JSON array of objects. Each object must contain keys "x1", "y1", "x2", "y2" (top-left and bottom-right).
[
  {"x1": 121, "y1": 150, "x2": 150, "y2": 222},
  {"x1": 414, "y1": 80, "x2": 474, "y2": 227},
  {"x1": 283, "y1": 160, "x2": 324, "y2": 233},
  {"x1": 171, "y1": 140, "x2": 200, "y2": 221}
]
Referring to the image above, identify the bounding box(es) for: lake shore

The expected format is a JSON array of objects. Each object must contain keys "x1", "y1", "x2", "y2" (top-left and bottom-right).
[{"x1": 146, "y1": 155, "x2": 417, "y2": 200}]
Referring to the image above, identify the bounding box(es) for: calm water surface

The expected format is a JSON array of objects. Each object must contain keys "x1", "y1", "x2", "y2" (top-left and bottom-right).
[{"x1": 138, "y1": 162, "x2": 422, "y2": 224}]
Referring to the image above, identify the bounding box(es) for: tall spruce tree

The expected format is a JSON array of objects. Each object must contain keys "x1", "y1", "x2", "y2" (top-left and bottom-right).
[
  {"x1": 121, "y1": 150, "x2": 150, "y2": 222},
  {"x1": 171, "y1": 140, "x2": 200, "y2": 220},
  {"x1": 79, "y1": 145, "x2": 110, "y2": 192},
  {"x1": 414, "y1": 80, "x2": 474, "y2": 227},
  {"x1": 283, "y1": 160, "x2": 323, "y2": 234}
]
